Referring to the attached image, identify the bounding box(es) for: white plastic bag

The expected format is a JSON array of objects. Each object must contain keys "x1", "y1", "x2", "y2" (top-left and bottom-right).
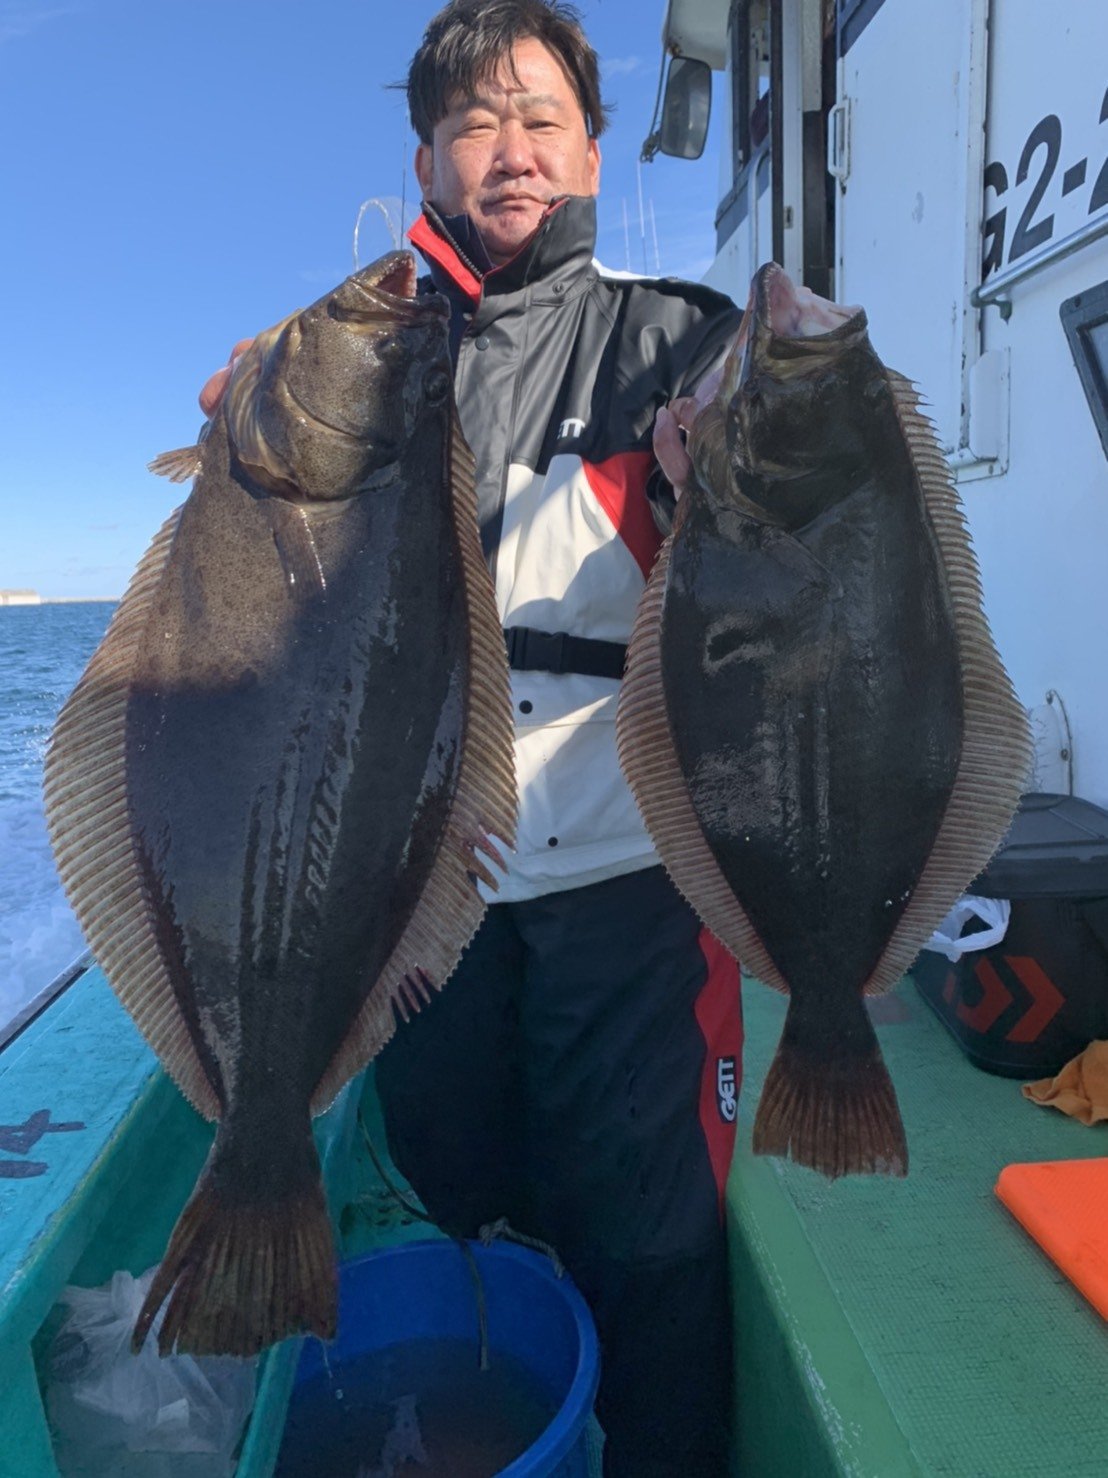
[
  {"x1": 921, "y1": 894, "x2": 1011, "y2": 963},
  {"x1": 44, "y1": 1267, "x2": 256, "y2": 1478}
]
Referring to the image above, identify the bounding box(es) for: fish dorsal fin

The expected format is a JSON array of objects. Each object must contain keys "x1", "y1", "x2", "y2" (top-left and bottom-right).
[
  {"x1": 616, "y1": 517, "x2": 790, "y2": 995},
  {"x1": 44, "y1": 508, "x2": 223, "y2": 1120},
  {"x1": 861, "y1": 370, "x2": 1032, "y2": 995},
  {"x1": 310, "y1": 412, "x2": 517, "y2": 1111}
]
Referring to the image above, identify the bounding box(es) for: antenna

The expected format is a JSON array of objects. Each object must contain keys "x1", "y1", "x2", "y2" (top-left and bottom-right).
[
  {"x1": 622, "y1": 199, "x2": 631, "y2": 272},
  {"x1": 648, "y1": 198, "x2": 661, "y2": 274},
  {"x1": 400, "y1": 138, "x2": 408, "y2": 241},
  {"x1": 636, "y1": 159, "x2": 648, "y2": 274}
]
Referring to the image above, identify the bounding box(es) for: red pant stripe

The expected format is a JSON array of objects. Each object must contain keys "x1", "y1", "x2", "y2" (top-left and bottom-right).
[{"x1": 693, "y1": 928, "x2": 743, "y2": 1213}]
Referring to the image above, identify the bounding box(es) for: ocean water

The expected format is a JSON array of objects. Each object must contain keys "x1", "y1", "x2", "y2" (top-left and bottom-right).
[{"x1": 0, "y1": 603, "x2": 115, "y2": 1030}]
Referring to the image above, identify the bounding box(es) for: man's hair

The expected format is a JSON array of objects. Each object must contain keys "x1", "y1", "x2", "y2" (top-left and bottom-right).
[{"x1": 406, "y1": 0, "x2": 612, "y2": 144}]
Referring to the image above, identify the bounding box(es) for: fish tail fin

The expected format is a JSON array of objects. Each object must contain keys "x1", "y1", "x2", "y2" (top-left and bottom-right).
[
  {"x1": 132, "y1": 1136, "x2": 336, "y2": 1357},
  {"x1": 753, "y1": 994, "x2": 908, "y2": 1178}
]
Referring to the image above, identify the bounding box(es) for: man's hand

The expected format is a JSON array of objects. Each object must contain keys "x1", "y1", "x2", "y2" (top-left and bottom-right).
[
  {"x1": 199, "y1": 338, "x2": 256, "y2": 418},
  {"x1": 651, "y1": 362, "x2": 725, "y2": 499},
  {"x1": 652, "y1": 310, "x2": 749, "y2": 498}
]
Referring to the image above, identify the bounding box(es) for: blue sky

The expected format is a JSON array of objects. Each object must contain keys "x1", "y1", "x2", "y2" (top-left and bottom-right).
[{"x1": 0, "y1": 0, "x2": 724, "y2": 599}]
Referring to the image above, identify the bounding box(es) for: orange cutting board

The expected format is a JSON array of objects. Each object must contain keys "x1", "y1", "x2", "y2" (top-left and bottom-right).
[{"x1": 995, "y1": 1158, "x2": 1108, "y2": 1320}]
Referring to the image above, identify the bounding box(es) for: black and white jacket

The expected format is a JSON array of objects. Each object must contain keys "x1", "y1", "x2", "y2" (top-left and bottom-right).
[{"x1": 410, "y1": 195, "x2": 742, "y2": 900}]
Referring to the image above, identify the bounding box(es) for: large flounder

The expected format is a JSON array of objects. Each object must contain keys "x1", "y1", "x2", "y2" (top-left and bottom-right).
[
  {"x1": 44, "y1": 252, "x2": 516, "y2": 1353},
  {"x1": 618, "y1": 263, "x2": 1029, "y2": 1179}
]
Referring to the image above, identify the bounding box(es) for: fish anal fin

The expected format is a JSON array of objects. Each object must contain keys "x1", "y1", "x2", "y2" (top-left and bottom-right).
[
  {"x1": 43, "y1": 506, "x2": 221, "y2": 1122},
  {"x1": 309, "y1": 411, "x2": 517, "y2": 1113},
  {"x1": 753, "y1": 996, "x2": 908, "y2": 1178},
  {"x1": 616, "y1": 528, "x2": 789, "y2": 994},
  {"x1": 861, "y1": 371, "x2": 1032, "y2": 998},
  {"x1": 148, "y1": 445, "x2": 204, "y2": 483},
  {"x1": 134, "y1": 1135, "x2": 336, "y2": 1357}
]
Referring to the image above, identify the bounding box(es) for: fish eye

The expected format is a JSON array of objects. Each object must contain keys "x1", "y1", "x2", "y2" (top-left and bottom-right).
[{"x1": 423, "y1": 368, "x2": 451, "y2": 404}]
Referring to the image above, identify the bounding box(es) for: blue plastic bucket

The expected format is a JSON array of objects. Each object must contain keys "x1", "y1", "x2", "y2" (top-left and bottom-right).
[{"x1": 281, "y1": 1239, "x2": 600, "y2": 1477}]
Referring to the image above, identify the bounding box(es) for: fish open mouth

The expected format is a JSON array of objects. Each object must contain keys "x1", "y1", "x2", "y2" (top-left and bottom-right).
[
  {"x1": 369, "y1": 252, "x2": 418, "y2": 301},
  {"x1": 752, "y1": 263, "x2": 862, "y2": 340},
  {"x1": 341, "y1": 252, "x2": 447, "y2": 324}
]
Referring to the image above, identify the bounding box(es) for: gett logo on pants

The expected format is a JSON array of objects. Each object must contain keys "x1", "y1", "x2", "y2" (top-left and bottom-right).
[{"x1": 716, "y1": 1058, "x2": 737, "y2": 1123}]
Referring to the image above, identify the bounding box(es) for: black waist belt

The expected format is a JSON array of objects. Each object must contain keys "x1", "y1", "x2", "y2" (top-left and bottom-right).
[{"x1": 504, "y1": 626, "x2": 627, "y2": 680}]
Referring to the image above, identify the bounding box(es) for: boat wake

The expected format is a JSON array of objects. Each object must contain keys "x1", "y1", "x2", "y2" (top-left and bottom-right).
[{"x1": 0, "y1": 795, "x2": 86, "y2": 1033}]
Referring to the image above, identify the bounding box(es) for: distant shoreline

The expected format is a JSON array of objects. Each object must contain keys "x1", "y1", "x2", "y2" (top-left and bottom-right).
[{"x1": 0, "y1": 596, "x2": 118, "y2": 606}]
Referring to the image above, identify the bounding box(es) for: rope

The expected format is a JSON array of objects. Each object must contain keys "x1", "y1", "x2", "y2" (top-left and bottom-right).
[
  {"x1": 356, "y1": 1110, "x2": 432, "y2": 1224},
  {"x1": 354, "y1": 1114, "x2": 572, "y2": 1370},
  {"x1": 455, "y1": 1240, "x2": 491, "y2": 1373},
  {"x1": 477, "y1": 1217, "x2": 566, "y2": 1279},
  {"x1": 356, "y1": 1109, "x2": 489, "y2": 1369}
]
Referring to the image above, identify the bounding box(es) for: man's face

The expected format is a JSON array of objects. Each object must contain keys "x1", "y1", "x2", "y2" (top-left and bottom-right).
[{"x1": 415, "y1": 36, "x2": 601, "y2": 266}]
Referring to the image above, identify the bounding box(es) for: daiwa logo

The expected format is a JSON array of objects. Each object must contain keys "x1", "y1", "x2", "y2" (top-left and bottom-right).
[
  {"x1": 716, "y1": 1058, "x2": 737, "y2": 1123},
  {"x1": 558, "y1": 416, "x2": 586, "y2": 441}
]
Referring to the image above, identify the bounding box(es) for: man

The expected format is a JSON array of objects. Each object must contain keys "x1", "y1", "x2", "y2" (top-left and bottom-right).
[{"x1": 204, "y1": 4, "x2": 744, "y2": 1472}]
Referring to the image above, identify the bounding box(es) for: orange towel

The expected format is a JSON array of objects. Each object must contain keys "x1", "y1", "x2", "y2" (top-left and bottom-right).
[
  {"x1": 995, "y1": 1159, "x2": 1108, "y2": 1319},
  {"x1": 1023, "y1": 1040, "x2": 1108, "y2": 1125}
]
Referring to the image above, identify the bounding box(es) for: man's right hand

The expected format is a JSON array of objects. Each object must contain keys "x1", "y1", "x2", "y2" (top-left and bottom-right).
[
  {"x1": 652, "y1": 363, "x2": 725, "y2": 500},
  {"x1": 199, "y1": 338, "x2": 256, "y2": 417},
  {"x1": 652, "y1": 310, "x2": 750, "y2": 499}
]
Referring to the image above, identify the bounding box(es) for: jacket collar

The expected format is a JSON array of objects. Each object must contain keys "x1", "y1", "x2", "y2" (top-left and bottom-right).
[{"x1": 410, "y1": 195, "x2": 598, "y2": 307}]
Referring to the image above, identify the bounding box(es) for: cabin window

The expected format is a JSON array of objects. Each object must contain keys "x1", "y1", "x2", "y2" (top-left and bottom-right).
[
  {"x1": 730, "y1": 0, "x2": 771, "y2": 173},
  {"x1": 718, "y1": 0, "x2": 774, "y2": 250},
  {"x1": 1061, "y1": 279, "x2": 1108, "y2": 460}
]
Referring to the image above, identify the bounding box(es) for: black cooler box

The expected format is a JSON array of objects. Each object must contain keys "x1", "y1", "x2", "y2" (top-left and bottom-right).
[{"x1": 910, "y1": 792, "x2": 1108, "y2": 1077}]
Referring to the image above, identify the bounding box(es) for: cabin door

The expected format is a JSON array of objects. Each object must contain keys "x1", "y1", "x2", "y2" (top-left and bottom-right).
[
  {"x1": 832, "y1": 0, "x2": 987, "y2": 457},
  {"x1": 708, "y1": 0, "x2": 835, "y2": 300}
]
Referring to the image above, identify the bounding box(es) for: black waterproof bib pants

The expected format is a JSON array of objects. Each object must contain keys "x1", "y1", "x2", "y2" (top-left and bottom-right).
[{"x1": 376, "y1": 864, "x2": 743, "y2": 1478}]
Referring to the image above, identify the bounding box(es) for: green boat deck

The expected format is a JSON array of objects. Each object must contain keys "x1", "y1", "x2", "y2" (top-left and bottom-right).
[
  {"x1": 731, "y1": 979, "x2": 1108, "y2": 1476},
  {"x1": 1, "y1": 962, "x2": 1105, "y2": 1475}
]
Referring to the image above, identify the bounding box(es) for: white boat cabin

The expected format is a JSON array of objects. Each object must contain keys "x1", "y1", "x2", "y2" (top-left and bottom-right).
[{"x1": 646, "y1": 0, "x2": 1108, "y2": 807}]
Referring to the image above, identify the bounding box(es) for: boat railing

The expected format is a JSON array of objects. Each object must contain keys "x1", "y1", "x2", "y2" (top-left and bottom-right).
[
  {"x1": 0, "y1": 958, "x2": 367, "y2": 1475},
  {"x1": 0, "y1": 952, "x2": 93, "y2": 1058},
  {"x1": 971, "y1": 211, "x2": 1108, "y2": 319}
]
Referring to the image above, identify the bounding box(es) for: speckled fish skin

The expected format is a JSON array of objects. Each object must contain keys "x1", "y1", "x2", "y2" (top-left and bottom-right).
[
  {"x1": 618, "y1": 262, "x2": 1029, "y2": 1179},
  {"x1": 44, "y1": 252, "x2": 516, "y2": 1354},
  {"x1": 129, "y1": 271, "x2": 465, "y2": 1155},
  {"x1": 671, "y1": 276, "x2": 964, "y2": 1001}
]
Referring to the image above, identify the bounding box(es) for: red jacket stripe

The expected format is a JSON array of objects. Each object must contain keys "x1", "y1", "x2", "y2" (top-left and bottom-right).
[
  {"x1": 581, "y1": 451, "x2": 662, "y2": 580},
  {"x1": 408, "y1": 214, "x2": 483, "y2": 304}
]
